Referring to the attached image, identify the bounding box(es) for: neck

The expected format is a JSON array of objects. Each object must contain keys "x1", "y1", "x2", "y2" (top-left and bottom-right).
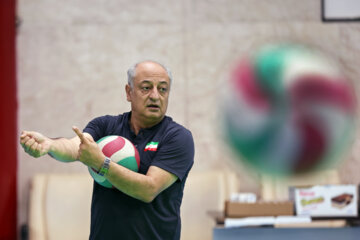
[{"x1": 129, "y1": 115, "x2": 163, "y2": 135}]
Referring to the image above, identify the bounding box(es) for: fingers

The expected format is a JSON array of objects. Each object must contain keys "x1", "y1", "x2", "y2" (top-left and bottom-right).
[
  {"x1": 28, "y1": 142, "x2": 40, "y2": 157},
  {"x1": 24, "y1": 138, "x2": 36, "y2": 151},
  {"x1": 20, "y1": 132, "x2": 33, "y2": 149},
  {"x1": 72, "y1": 126, "x2": 87, "y2": 143},
  {"x1": 21, "y1": 136, "x2": 41, "y2": 157},
  {"x1": 20, "y1": 136, "x2": 30, "y2": 146},
  {"x1": 20, "y1": 131, "x2": 27, "y2": 138},
  {"x1": 20, "y1": 131, "x2": 32, "y2": 145}
]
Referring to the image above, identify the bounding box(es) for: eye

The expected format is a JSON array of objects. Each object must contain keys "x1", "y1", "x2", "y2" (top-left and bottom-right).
[
  {"x1": 141, "y1": 86, "x2": 151, "y2": 91},
  {"x1": 159, "y1": 87, "x2": 168, "y2": 93}
]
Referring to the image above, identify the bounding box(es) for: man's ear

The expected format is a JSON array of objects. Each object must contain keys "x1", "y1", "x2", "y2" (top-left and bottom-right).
[{"x1": 125, "y1": 84, "x2": 132, "y2": 102}]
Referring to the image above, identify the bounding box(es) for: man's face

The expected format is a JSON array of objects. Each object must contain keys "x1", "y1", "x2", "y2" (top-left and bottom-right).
[{"x1": 126, "y1": 62, "x2": 170, "y2": 126}]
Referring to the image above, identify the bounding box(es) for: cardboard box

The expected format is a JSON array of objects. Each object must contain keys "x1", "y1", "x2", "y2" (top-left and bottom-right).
[
  {"x1": 294, "y1": 185, "x2": 358, "y2": 217},
  {"x1": 225, "y1": 201, "x2": 294, "y2": 218}
]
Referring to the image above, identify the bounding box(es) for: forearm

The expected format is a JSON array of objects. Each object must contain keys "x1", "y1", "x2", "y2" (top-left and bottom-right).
[
  {"x1": 48, "y1": 137, "x2": 80, "y2": 162},
  {"x1": 105, "y1": 162, "x2": 156, "y2": 203},
  {"x1": 105, "y1": 162, "x2": 178, "y2": 203}
]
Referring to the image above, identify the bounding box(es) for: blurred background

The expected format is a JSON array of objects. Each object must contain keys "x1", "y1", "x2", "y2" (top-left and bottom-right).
[{"x1": 1, "y1": 0, "x2": 360, "y2": 239}]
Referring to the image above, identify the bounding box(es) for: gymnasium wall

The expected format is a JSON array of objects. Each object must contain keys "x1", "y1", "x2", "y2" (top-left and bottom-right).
[{"x1": 17, "y1": 0, "x2": 360, "y2": 232}]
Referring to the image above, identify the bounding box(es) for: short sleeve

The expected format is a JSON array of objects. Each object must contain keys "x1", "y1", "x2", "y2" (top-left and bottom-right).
[
  {"x1": 83, "y1": 116, "x2": 109, "y2": 141},
  {"x1": 151, "y1": 128, "x2": 194, "y2": 181}
]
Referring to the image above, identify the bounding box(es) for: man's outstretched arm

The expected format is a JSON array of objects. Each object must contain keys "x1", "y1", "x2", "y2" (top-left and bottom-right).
[{"x1": 20, "y1": 130, "x2": 84, "y2": 162}]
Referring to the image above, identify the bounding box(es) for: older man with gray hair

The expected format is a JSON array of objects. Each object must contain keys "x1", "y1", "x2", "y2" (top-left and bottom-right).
[{"x1": 20, "y1": 60, "x2": 195, "y2": 240}]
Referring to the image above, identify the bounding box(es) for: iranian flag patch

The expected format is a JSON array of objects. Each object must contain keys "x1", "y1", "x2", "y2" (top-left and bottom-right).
[{"x1": 144, "y1": 141, "x2": 159, "y2": 152}]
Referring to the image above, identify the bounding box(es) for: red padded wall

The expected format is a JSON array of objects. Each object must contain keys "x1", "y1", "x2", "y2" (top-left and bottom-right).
[{"x1": 0, "y1": 0, "x2": 17, "y2": 239}]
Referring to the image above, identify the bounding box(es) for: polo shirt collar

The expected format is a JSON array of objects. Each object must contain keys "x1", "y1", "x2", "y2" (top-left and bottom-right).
[{"x1": 125, "y1": 111, "x2": 167, "y2": 138}]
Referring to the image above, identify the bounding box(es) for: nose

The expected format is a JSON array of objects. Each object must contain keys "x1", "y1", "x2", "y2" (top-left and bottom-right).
[{"x1": 149, "y1": 88, "x2": 160, "y2": 100}]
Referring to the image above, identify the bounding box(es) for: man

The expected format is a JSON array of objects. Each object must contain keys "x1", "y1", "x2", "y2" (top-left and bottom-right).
[{"x1": 20, "y1": 60, "x2": 195, "y2": 240}]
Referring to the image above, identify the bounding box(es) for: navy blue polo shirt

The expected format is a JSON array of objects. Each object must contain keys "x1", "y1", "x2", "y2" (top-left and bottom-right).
[{"x1": 83, "y1": 112, "x2": 194, "y2": 240}]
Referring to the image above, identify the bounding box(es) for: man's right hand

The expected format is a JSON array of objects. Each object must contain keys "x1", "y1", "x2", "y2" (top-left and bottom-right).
[{"x1": 20, "y1": 131, "x2": 53, "y2": 158}]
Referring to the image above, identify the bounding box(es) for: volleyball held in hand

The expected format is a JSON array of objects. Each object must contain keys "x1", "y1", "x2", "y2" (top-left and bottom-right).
[
  {"x1": 89, "y1": 135, "x2": 140, "y2": 188},
  {"x1": 223, "y1": 43, "x2": 356, "y2": 176}
]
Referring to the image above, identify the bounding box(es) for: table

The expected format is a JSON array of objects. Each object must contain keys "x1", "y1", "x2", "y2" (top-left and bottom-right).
[{"x1": 213, "y1": 227, "x2": 360, "y2": 240}]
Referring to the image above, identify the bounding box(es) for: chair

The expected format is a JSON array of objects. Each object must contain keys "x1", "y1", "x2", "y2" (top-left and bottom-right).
[
  {"x1": 180, "y1": 170, "x2": 239, "y2": 240},
  {"x1": 28, "y1": 173, "x2": 93, "y2": 240}
]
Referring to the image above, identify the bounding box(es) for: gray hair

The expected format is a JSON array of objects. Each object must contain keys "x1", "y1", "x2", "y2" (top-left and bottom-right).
[{"x1": 127, "y1": 60, "x2": 173, "y2": 88}]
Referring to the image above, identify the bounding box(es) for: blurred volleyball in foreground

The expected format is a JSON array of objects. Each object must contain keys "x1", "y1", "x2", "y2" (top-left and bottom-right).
[{"x1": 222, "y1": 43, "x2": 357, "y2": 176}]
